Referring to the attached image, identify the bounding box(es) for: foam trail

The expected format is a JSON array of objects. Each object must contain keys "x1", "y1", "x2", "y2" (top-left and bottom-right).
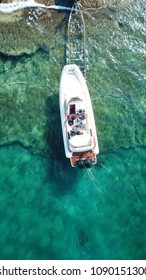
[{"x1": 0, "y1": 0, "x2": 71, "y2": 14}]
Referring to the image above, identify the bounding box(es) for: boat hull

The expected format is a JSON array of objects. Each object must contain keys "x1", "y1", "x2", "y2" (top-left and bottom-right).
[{"x1": 59, "y1": 64, "x2": 99, "y2": 167}]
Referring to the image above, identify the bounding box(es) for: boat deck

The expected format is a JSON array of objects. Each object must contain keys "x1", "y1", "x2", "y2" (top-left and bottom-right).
[{"x1": 70, "y1": 150, "x2": 97, "y2": 167}]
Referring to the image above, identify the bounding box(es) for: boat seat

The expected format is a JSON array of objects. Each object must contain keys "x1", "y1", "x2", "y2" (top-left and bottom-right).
[{"x1": 69, "y1": 133, "x2": 92, "y2": 148}]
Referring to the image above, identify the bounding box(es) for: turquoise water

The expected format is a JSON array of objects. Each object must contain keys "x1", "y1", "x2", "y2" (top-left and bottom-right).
[
  {"x1": 0, "y1": 145, "x2": 146, "y2": 260},
  {"x1": 0, "y1": 0, "x2": 146, "y2": 260}
]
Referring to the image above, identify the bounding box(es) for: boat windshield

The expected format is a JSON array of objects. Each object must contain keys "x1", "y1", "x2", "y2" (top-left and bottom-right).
[{"x1": 68, "y1": 97, "x2": 83, "y2": 103}]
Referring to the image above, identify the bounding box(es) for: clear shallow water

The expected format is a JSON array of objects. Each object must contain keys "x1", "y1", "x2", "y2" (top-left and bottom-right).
[
  {"x1": 0, "y1": 145, "x2": 146, "y2": 260},
  {"x1": 0, "y1": 0, "x2": 146, "y2": 260}
]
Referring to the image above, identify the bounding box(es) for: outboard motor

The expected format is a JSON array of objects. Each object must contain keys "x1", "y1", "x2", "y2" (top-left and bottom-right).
[
  {"x1": 78, "y1": 159, "x2": 84, "y2": 169},
  {"x1": 85, "y1": 158, "x2": 91, "y2": 168}
]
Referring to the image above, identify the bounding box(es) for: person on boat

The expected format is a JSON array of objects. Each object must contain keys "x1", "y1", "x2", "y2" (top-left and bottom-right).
[
  {"x1": 78, "y1": 122, "x2": 85, "y2": 128},
  {"x1": 66, "y1": 114, "x2": 74, "y2": 125},
  {"x1": 79, "y1": 114, "x2": 85, "y2": 120},
  {"x1": 66, "y1": 113, "x2": 76, "y2": 124},
  {"x1": 70, "y1": 114, "x2": 76, "y2": 120},
  {"x1": 68, "y1": 119, "x2": 74, "y2": 126},
  {"x1": 76, "y1": 130, "x2": 83, "y2": 135},
  {"x1": 66, "y1": 113, "x2": 70, "y2": 120}
]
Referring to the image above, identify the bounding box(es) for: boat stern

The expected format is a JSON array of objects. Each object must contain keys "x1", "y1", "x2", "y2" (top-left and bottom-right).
[{"x1": 70, "y1": 150, "x2": 97, "y2": 169}]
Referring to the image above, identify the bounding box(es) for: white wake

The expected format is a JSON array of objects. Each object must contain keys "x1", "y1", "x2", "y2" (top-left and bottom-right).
[{"x1": 0, "y1": 0, "x2": 71, "y2": 13}]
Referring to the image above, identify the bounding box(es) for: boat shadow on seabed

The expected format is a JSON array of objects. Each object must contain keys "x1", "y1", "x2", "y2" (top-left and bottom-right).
[{"x1": 45, "y1": 94, "x2": 79, "y2": 194}]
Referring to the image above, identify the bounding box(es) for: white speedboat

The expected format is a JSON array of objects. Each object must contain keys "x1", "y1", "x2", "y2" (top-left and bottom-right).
[{"x1": 59, "y1": 64, "x2": 99, "y2": 168}]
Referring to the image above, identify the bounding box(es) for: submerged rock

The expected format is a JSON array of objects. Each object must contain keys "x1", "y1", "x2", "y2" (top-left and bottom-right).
[
  {"x1": 0, "y1": 0, "x2": 130, "y2": 56},
  {"x1": 0, "y1": 50, "x2": 65, "y2": 157},
  {"x1": 0, "y1": 0, "x2": 145, "y2": 157}
]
